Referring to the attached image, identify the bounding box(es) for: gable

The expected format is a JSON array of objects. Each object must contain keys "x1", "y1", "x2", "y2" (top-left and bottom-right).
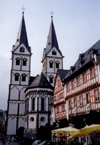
[
  {"x1": 54, "y1": 73, "x2": 63, "y2": 93},
  {"x1": 47, "y1": 47, "x2": 63, "y2": 58},
  {"x1": 13, "y1": 44, "x2": 31, "y2": 55}
]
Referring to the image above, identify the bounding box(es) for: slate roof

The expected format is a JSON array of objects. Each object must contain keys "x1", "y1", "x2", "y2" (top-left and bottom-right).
[
  {"x1": 57, "y1": 69, "x2": 69, "y2": 82},
  {"x1": 26, "y1": 72, "x2": 54, "y2": 91},
  {"x1": 64, "y1": 39, "x2": 100, "y2": 82},
  {"x1": 42, "y1": 17, "x2": 63, "y2": 61},
  {"x1": 13, "y1": 12, "x2": 31, "y2": 53}
]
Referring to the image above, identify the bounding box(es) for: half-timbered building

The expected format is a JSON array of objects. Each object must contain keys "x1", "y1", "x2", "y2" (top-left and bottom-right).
[
  {"x1": 63, "y1": 40, "x2": 100, "y2": 128},
  {"x1": 53, "y1": 69, "x2": 69, "y2": 127}
]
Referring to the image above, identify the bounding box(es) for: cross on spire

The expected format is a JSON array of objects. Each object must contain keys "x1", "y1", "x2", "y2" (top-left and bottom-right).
[
  {"x1": 21, "y1": 4, "x2": 25, "y2": 14},
  {"x1": 50, "y1": 11, "x2": 54, "y2": 19}
]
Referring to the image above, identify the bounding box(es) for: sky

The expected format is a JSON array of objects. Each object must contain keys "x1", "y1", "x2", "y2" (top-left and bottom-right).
[{"x1": 0, "y1": 0, "x2": 100, "y2": 110}]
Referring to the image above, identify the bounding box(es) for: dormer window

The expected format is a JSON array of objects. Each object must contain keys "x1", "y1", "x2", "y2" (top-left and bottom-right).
[
  {"x1": 20, "y1": 47, "x2": 24, "y2": 52},
  {"x1": 52, "y1": 50, "x2": 56, "y2": 55}
]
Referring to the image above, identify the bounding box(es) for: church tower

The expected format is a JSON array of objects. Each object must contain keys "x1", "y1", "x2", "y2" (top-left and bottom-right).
[
  {"x1": 42, "y1": 16, "x2": 64, "y2": 86},
  {"x1": 7, "y1": 12, "x2": 32, "y2": 135}
]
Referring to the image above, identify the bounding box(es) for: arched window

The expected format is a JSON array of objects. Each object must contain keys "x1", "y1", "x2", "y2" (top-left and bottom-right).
[
  {"x1": 23, "y1": 58, "x2": 27, "y2": 66},
  {"x1": 49, "y1": 61, "x2": 53, "y2": 68},
  {"x1": 16, "y1": 58, "x2": 20, "y2": 65},
  {"x1": 52, "y1": 50, "x2": 56, "y2": 55},
  {"x1": 22, "y1": 74, "x2": 26, "y2": 82},
  {"x1": 49, "y1": 76, "x2": 53, "y2": 83},
  {"x1": 15, "y1": 73, "x2": 19, "y2": 81},
  {"x1": 20, "y1": 47, "x2": 25, "y2": 52},
  {"x1": 56, "y1": 61, "x2": 59, "y2": 68}
]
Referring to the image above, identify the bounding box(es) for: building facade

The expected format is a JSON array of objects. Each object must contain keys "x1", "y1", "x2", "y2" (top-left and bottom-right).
[
  {"x1": 53, "y1": 40, "x2": 100, "y2": 128},
  {"x1": 7, "y1": 13, "x2": 63, "y2": 135}
]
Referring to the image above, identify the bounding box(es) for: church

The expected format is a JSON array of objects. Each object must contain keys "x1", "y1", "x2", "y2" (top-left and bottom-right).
[{"x1": 7, "y1": 12, "x2": 63, "y2": 135}]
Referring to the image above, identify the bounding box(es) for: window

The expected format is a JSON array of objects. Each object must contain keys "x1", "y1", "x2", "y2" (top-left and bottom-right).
[
  {"x1": 30, "y1": 117, "x2": 34, "y2": 122},
  {"x1": 77, "y1": 77, "x2": 80, "y2": 86},
  {"x1": 60, "y1": 93, "x2": 63, "y2": 99},
  {"x1": 32, "y1": 98, "x2": 35, "y2": 110},
  {"x1": 91, "y1": 68, "x2": 94, "y2": 78},
  {"x1": 67, "y1": 84, "x2": 69, "y2": 92},
  {"x1": 62, "y1": 105, "x2": 65, "y2": 111},
  {"x1": 95, "y1": 90, "x2": 99, "y2": 102},
  {"x1": 23, "y1": 59, "x2": 27, "y2": 66},
  {"x1": 20, "y1": 47, "x2": 24, "y2": 52},
  {"x1": 49, "y1": 76, "x2": 53, "y2": 83},
  {"x1": 41, "y1": 98, "x2": 44, "y2": 111},
  {"x1": 56, "y1": 62, "x2": 59, "y2": 68},
  {"x1": 22, "y1": 74, "x2": 26, "y2": 81},
  {"x1": 57, "y1": 107, "x2": 59, "y2": 113},
  {"x1": 15, "y1": 74, "x2": 19, "y2": 81},
  {"x1": 52, "y1": 50, "x2": 56, "y2": 55},
  {"x1": 58, "y1": 80, "x2": 61, "y2": 86},
  {"x1": 83, "y1": 73, "x2": 86, "y2": 83},
  {"x1": 80, "y1": 96, "x2": 83, "y2": 106},
  {"x1": 69, "y1": 100, "x2": 71, "y2": 109},
  {"x1": 16, "y1": 59, "x2": 20, "y2": 65},
  {"x1": 49, "y1": 61, "x2": 53, "y2": 68},
  {"x1": 86, "y1": 93, "x2": 90, "y2": 104},
  {"x1": 72, "y1": 80, "x2": 74, "y2": 89},
  {"x1": 74, "y1": 98, "x2": 77, "y2": 107}
]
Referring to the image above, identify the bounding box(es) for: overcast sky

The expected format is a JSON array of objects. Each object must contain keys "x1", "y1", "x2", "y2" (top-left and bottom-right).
[{"x1": 0, "y1": 0, "x2": 100, "y2": 110}]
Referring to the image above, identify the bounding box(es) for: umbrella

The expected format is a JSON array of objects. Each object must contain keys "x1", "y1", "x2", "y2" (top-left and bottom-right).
[
  {"x1": 72, "y1": 124, "x2": 100, "y2": 137},
  {"x1": 52, "y1": 126, "x2": 78, "y2": 136}
]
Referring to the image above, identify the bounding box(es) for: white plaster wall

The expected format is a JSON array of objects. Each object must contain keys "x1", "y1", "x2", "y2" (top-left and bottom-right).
[
  {"x1": 20, "y1": 88, "x2": 26, "y2": 100},
  {"x1": 39, "y1": 114, "x2": 48, "y2": 128},
  {"x1": 7, "y1": 117, "x2": 16, "y2": 135},
  {"x1": 13, "y1": 55, "x2": 30, "y2": 71},
  {"x1": 19, "y1": 103, "x2": 25, "y2": 114},
  {"x1": 28, "y1": 114, "x2": 37, "y2": 129},
  {"x1": 10, "y1": 87, "x2": 19, "y2": 100},
  {"x1": 12, "y1": 71, "x2": 29, "y2": 85},
  {"x1": 8, "y1": 103, "x2": 18, "y2": 114},
  {"x1": 18, "y1": 117, "x2": 25, "y2": 128}
]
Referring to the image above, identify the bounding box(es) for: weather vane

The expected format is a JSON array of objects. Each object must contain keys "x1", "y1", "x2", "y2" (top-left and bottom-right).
[
  {"x1": 50, "y1": 11, "x2": 54, "y2": 18},
  {"x1": 21, "y1": 4, "x2": 25, "y2": 13}
]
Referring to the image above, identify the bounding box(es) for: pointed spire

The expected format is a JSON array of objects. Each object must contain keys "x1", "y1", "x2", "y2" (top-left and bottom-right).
[
  {"x1": 13, "y1": 12, "x2": 31, "y2": 53},
  {"x1": 46, "y1": 16, "x2": 59, "y2": 51}
]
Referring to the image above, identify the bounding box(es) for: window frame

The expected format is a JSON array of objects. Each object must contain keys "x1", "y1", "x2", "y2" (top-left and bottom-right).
[
  {"x1": 83, "y1": 72, "x2": 86, "y2": 83},
  {"x1": 15, "y1": 74, "x2": 19, "y2": 81},
  {"x1": 16, "y1": 58, "x2": 20, "y2": 65},
  {"x1": 69, "y1": 100, "x2": 72, "y2": 109},
  {"x1": 90, "y1": 67, "x2": 94, "y2": 78},
  {"x1": 22, "y1": 74, "x2": 26, "y2": 82},
  {"x1": 80, "y1": 96, "x2": 83, "y2": 106},
  {"x1": 74, "y1": 98, "x2": 77, "y2": 107},
  {"x1": 23, "y1": 59, "x2": 27, "y2": 66},
  {"x1": 49, "y1": 61, "x2": 53, "y2": 68},
  {"x1": 95, "y1": 90, "x2": 99, "y2": 102},
  {"x1": 86, "y1": 93, "x2": 90, "y2": 104},
  {"x1": 77, "y1": 77, "x2": 80, "y2": 86}
]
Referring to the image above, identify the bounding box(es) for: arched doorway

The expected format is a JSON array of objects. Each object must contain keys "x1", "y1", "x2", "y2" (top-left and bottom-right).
[{"x1": 16, "y1": 127, "x2": 25, "y2": 137}]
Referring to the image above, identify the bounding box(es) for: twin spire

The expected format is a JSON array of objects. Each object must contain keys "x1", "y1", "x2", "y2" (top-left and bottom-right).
[{"x1": 13, "y1": 12, "x2": 61, "y2": 56}]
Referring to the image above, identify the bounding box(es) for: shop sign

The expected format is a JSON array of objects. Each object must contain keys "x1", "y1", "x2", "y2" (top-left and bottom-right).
[{"x1": 74, "y1": 107, "x2": 77, "y2": 116}]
